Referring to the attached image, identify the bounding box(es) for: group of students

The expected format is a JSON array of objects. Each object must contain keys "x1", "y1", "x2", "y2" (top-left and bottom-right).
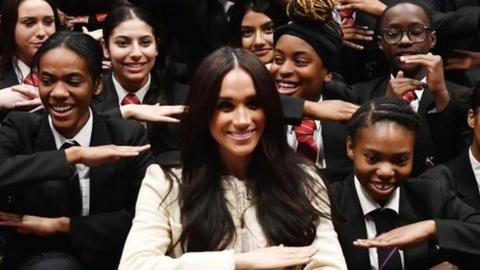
[{"x1": 0, "y1": 0, "x2": 480, "y2": 269}]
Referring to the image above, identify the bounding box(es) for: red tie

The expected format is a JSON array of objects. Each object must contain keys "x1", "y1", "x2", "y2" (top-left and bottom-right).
[
  {"x1": 294, "y1": 119, "x2": 319, "y2": 162},
  {"x1": 121, "y1": 93, "x2": 140, "y2": 105},
  {"x1": 402, "y1": 91, "x2": 417, "y2": 104},
  {"x1": 23, "y1": 71, "x2": 39, "y2": 86},
  {"x1": 339, "y1": 8, "x2": 355, "y2": 26}
]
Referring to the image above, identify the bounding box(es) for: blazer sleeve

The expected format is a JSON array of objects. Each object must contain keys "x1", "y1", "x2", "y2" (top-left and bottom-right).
[
  {"x1": 118, "y1": 164, "x2": 236, "y2": 270},
  {"x1": 280, "y1": 94, "x2": 304, "y2": 126},
  {"x1": 0, "y1": 113, "x2": 70, "y2": 187},
  {"x1": 416, "y1": 169, "x2": 480, "y2": 256},
  {"x1": 68, "y1": 119, "x2": 152, "y2": 253}
]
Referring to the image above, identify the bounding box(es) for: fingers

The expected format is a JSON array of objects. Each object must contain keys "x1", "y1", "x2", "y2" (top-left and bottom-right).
[
  {"x1": 0, "y1": 211, "x2": 23, "y2": 222},
  {"x1": 395, "y1": 70, "x2": 404, "y2": 79},
  {"x1": 15, "y1": 99, "x2": 42, "y2": 109},
  {"x1": 109, "y1": 144, "x2": 151, "y2": 156},
  {"x1": 343, "y1": 40, "x2": 364, "y2": 50},
  {"x1": 277, "y1": 245, "x2": 319, "y2": 265},
  {"x1": 400, "y1": 54, "x2": 442, "y2": 69},
  {"x1": 11, "y1": 84, "x2": 39, "y2": 98},
  {"x1": 158, "y1": 105, "x2": 188, "y2": 116},
  {"x1": 342, "y1": 25, "x2": 374, "y2": 41}
]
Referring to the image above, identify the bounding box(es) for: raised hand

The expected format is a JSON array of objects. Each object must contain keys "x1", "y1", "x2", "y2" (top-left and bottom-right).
[
  {"x1": 65, "y1": 144, "x2": 151, "y2": 167},
  {"x1": 386, "y1": 70, "x2": 425, "y2": 99},
  {"x1": 234, "y1": 245, "x2": 318, "y2": 270},
  {"x1": 353, "y1": 220, "x2": 436, "y2": 249},
  {"x1": 0, "y1": 211, "x2": 70, "y2": 236},
  {"x1": 337, "y1": 0, "x2": 386, "y2": 16},
  {"x1": 121, "y1": 103, "x2": 187, "y2": 123},
  {"x1": 341, "y1": 25, "x2": 374, "y2": 50},
  {"x1": 400, "y1": 53, "x2": 449, "y2": 110},
  {"x1": 305, "y1": 99, "x2": 359, "y2": 121}
]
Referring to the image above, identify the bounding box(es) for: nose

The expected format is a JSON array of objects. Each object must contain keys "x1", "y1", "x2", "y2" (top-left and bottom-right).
[
  {"x1": 277, "y1": 60, "x2": 293, "y2": 78},
  {"x1": 398, "y1": 30, "x2": 413, "y2": 46},
  {"x1": 129, "y1": 42, "x2": 142, "y2": 60},
  {"x1": 253, "y1": 30, "x2": 266, "y2": 47},
  {"x1": 50, "y1": 82, "x2": 69, "y2": 99},
  {"x1": 35, "y1": 23, "x2": 47, "y2": 39},
  {"x1": 376, "y1": 162, "x2": 395, "y2": 180},
  {"x1": 232, "y1": 105, "x2": 251, "y2": 129}
]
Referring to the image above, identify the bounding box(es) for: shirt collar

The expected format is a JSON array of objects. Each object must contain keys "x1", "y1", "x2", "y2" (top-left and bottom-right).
[
  {"x1": 14, "y1": 57, "x2": 32, "y2": 83},
  {"x1": 112, "y1": 73, "x2": 150, "y2": 106},
  {"x1": 354, "y1": 175, "x2": 400, "y2": 216},
  {"x1": 469, "y1": 146, "x2": 480, "y2": 171},
  {"x1": 49, "y1": 107, "x2": 93, "y2": 149}
]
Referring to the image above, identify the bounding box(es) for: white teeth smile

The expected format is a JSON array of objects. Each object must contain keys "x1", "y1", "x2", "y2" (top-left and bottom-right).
[
  {"x1": 228, "y1": 130, "x2": 255, "y2": 140},
  {"x1": 372, "y1": 182, "x2": 395, "y2": 191},
  {"x1": 52, "y1": 105, "x2": 72, "y2": 113},
  {"x1": 277, "y1": 81, "x2": 299, "y2": 89}
]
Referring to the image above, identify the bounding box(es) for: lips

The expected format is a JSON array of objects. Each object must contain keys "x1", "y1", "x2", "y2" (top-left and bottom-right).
[
  {"x1": 276, "y1": 80, "x2": 300, "y2": 95},
  {"x1": 227, "y1": 129, "x2": 256, "y2": 141},
  {"x1": 49, "y1": 104, "x2": 74, "y2": 118},
  {"x1": 124, "y1": 62, "x2": 146, "y2": 73},
  {"x1": 253, "y1": 48, "x2": 272, "y2": 57},
  {"x1": 32, "y1": 42, "x2": 44, "y2": 49}
]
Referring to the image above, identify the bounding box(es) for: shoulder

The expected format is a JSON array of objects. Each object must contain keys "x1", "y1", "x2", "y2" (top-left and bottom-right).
[
  {"x1": 95, "y1": 112, "x2": 147, "y2": 139},
  {"x1": 2, "y1": 111, "x2": 43, "y2": 129},
  {"x1": 142, "y1": 164, "x2": 181, "y2": 205}
]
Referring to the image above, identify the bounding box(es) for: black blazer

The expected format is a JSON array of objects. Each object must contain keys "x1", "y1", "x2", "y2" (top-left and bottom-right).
[
  {"x1": 331, "y1": 174, "x2": 480, "y2": 270},
  {"x1": 92, "y1": 73, "x2": 184, "y2": 164},
  {"x1": 331, "y1": 77, "x2": 470, "y2": 176},
  {"x1": 0, "y1": 110, "x2": 152, "y2": 269},
  {"x1": 444, "y1": 150, "x2": 480, "y2": 209},
  {"x1": 0, "y1": 68, "x2": 21, "y2": 123}
]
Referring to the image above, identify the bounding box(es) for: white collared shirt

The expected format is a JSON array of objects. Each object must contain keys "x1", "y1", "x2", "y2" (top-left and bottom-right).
[
  {"x1": 354, "y1": 176, "x2": 405, "y2": 270},
  {"x1": 49, "y1": 108, "x2": 93, "y2": 216},
  {"x1": 286, "y1": 96, "x2": 325, "y2": 168},
  {"x1": 390, "y1": 74, "x2": 425, "y2": 113},
  {"x1": 112, "y1": 73, "x2": 150, "y2": 106},
  {"x1": 468, "y1": 147, "x2": 480, "y2": 195},
  {"x1": 13, "y1": 58, "x2": 32, "y2": 83}
]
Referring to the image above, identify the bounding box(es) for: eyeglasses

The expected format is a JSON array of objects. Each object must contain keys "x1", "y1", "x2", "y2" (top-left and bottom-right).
[{"x1": 380, "y1": 25, "x2": 432, "y2": 44}]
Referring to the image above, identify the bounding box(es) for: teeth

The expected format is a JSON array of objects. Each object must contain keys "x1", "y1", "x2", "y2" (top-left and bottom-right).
[
  {"x1": 372, "y1": 182, "x2": 394, "y2": 191},
  {"x1": 228, "y1": 130, "x2": 254, "y2": 139},
  {"x1": 52, "y1": 105, "x2": 72, "y2": 112},
  {"x1": 277, "y1": 82, "x2": 298, "y2": 89},
  {"x1": 126, "y1": 63, "x2": 144, "y2": 68}
]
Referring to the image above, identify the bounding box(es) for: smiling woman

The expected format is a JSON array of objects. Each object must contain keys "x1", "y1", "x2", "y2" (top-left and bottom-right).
[
  {"x1": 0, "y1": 31, "x2": 152, "y2": 270},
  {"x1": 118, "y1": 47, "x2": 348, "y2": 270},
  {"x1": 0, "y1": 0, "x2": 61, "y2": 120}
]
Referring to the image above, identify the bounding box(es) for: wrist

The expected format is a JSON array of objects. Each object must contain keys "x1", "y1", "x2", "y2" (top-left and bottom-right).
[
  {"x1": 120, "y1": 104, "x2": 133, "y2": 119},
  {"x1": 234, "y1": 253, "x2": 249, "y2": 270},
  {"x1": 64, "y1": 147, "x2": 82, "y2": 165},
  {"x1": 56, "y1": 217, "x2": 70, "y2": 233},
  {"x1": 432, "y1": 85, "x2": 449, "y2": 111}
]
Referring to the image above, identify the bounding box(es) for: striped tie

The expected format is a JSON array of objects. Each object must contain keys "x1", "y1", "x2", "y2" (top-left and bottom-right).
[
  {"x1": 402, "y1": 91, "x2": 417, "y2": 104},
  {"x1": 294, "y1": 119, "x2": 319, "y2": 162},
  {"x1": 121, "y1": 93, "x2": 140, "y2": 105},
  {"x1": 23, "y1": 71, "x2": 39, "y2": 86}
]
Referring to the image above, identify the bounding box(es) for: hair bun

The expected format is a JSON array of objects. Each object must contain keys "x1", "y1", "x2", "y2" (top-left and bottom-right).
[{"x1": 287, "y1": 0, "x2": 337, "y2": 24}]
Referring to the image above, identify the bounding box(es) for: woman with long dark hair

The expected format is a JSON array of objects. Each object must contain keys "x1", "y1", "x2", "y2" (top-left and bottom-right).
[{"x1": 118, "y1": 47, "x2": 347, "y2": 269}]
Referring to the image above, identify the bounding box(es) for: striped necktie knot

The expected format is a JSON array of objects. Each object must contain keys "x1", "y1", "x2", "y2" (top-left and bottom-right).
[{"x1": 294, "y1": 119, "x2": 319, "y2": 162}]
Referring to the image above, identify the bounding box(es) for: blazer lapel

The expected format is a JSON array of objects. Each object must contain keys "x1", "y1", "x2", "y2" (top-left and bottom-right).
[
  {"x1": 449, "y1": 151, "x2": 480, "y2": 209},
  {"x1": 34, "y1": 114, "x2": 57, "y2": 152},
  {"x1": 418, "y1": 88, "x2": 434, "y2": 114},
  {"x1": 399, "y1": 186, "x2": 431, "y2": 270},
  {"x1": 335, "y1": 176, "x2": 372, "y2": 269},
  {"x1": 88, "y1": 113, "x2": 116, "y2": 213}
]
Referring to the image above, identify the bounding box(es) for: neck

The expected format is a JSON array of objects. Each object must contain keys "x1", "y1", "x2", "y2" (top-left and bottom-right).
[
  {"x1": 221, "y1": 153, "x2": 251, "y2": 180},
  {"x1": 114, "y1": 73, "x2": 149, "y2": 93},
  {"x1": 56, "y1": 109, "x2": 90, "y2": 139}
]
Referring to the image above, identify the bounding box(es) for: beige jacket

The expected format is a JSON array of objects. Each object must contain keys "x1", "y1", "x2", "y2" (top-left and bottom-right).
[{"x1": 119, "y1": 164, "x2": 347, "y2": 270}]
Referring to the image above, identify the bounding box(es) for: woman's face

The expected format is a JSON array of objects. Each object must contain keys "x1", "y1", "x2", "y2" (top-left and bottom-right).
[
  {"x1": 15, "y1": 0, "x2": 56, "y2": 65},
  {"x1": 241, "y1": 10, "x2": 274, "y2": 64},
  {"x1": 38, "y1": 47, "x2": 98, "y2": 139},
  {"x1": 270, "y1": 34, "x2": 331, "y2": 101},
  {"x1": 104, "y1": 18, "x2": 157, "y2": 91},
  {"x1": 347, "y1": 122, "x2": 414, "y2": 203},
  {"x1": 209, "y1": 68, "x2": 266, "y2": 167}
]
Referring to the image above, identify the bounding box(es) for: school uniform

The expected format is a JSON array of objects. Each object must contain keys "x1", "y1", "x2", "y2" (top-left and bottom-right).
[
  {"x1": 330, "y1": 76, "x2": 471, "y2": 176},
  {"x1": 92, "y1": 72, "x2": 182, "y2": 164},
  {"x1": 439, "y1": 149, "x2": 480, "y2": 209},
  {"x1": 288, "y1": 88, "x2": 353, "y2": 183},
  {"x1": 0, "y1": 59, "x2": 34, "y2": 123},
  {"x1": 331, "y1": 174, "x2": 480, "y2": 270},
  {"x1": 0, "y1": 109, "x2": 152, "y2": 269}
]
